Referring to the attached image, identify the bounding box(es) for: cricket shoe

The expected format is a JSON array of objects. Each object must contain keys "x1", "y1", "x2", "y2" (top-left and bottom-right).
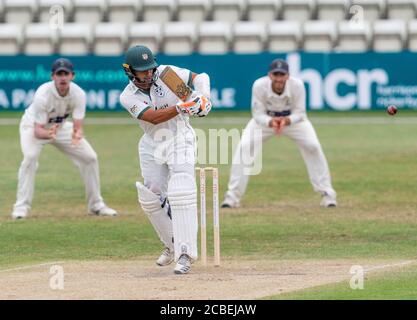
[
  {"x1": 174, "y1": 254, "x2": 192, "y2": 274},
  {"x1": 220, "y1": 199, "x2": 240, "y2": 209},
  {"x1": 90, "y1": 206, "x2": 118, "y2": 216},
  {"x1": 320, "y1": 194, "x2": 337, "y2": 207},
  {"x1": 156, "y1": 247, "x2": 174, "y2": 266},
  {"x1": 11, "y1": 208, "x2": 28, "y2": 220}
]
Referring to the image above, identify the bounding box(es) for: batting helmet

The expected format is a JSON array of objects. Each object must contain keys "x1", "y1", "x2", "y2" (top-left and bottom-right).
[{"x1": 123, "y1": 45, "x2": 159, "y2": 83}]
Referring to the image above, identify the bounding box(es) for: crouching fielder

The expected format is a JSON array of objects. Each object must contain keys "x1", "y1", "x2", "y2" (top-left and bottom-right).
[
  {"x1": 119, "y1": 45, "x2": 212, "y2": 274},
  {"x1": 221, "y1": 59, "x2": 337, "y2": 209},
  {"x1": 11, "y1": 58, "x2": 117, "y2": 220}
]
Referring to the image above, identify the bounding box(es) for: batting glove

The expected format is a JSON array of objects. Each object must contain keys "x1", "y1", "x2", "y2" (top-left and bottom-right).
[
  {"x1": 195, "y1": 95, "x2": 212, "y2": 117},
  {"x1": 176, "y1": 98, "x2": 199, "y2": 116},
  {"x1": 176, "y1": 95, "x2": 209, "y2": 116}
]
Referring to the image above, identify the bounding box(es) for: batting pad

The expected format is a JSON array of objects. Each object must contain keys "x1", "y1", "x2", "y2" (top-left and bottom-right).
[
  {"x1": 136, "y1": 181, "x2": 174, "y2": 250},
  {"x1": 167, "y1": 173, "x2": 198, "y2": 261}
]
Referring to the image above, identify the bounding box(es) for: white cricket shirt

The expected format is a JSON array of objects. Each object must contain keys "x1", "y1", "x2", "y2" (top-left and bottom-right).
[
  {"x1": 119, "y1": 65, "x2": 193, "y2": 139},
  {"x1": 21, "y1": 81, "x2": 86, "y2": 128},
  {"x1": 251, "y1": 76, "x2": 307, "y2": 127}
]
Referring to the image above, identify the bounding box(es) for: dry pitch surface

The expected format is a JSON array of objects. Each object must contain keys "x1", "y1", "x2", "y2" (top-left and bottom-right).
[{"x1": 1, "y1": 259, "x2": 415, "y2": 300}]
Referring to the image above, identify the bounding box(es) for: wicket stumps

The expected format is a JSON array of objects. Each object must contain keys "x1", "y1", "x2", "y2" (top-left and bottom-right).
[{"x1": 196, "y1": 167, "x2": 220, "y2": 267}]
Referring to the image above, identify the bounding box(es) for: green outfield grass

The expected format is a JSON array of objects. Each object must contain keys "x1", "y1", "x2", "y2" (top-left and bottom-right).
[
  {"x1": 263, "y1": 264, "x2": 417, "y2": 300},
  {"x1": 1, "y1": 110, "x2": 417, "y2": 299},
  {"x1": 1, "y1": 109, "x2": 417, "y2": 118}
]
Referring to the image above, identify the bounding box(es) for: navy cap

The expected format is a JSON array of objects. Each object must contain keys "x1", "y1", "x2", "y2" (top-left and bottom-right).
[
  {"x1": 52, "y1": 58, "x2": 74, "y2": 73},
  {"x1": 269, "y1": 59, "x2": 289, "y2": 74}
]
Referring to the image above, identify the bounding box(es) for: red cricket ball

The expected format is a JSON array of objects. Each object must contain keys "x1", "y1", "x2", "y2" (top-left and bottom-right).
[{"x1": 387, "y1": 105, "x2": 397, "y2": 115}]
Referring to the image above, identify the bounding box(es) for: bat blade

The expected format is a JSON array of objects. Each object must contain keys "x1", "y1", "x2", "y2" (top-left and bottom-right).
[{"x1": 159, "y1": 66, "x2": 192, "y2": 102}]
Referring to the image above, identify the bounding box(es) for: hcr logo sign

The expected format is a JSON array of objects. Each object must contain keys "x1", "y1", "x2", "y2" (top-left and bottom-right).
[{"x1": 287, "y1": 53, "x2": 389, "y2": 110}]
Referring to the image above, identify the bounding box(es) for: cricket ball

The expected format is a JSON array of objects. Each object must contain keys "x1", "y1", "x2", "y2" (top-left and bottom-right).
[{"x1": 387, "y1": 105, "x2": 397, "y2": 116}]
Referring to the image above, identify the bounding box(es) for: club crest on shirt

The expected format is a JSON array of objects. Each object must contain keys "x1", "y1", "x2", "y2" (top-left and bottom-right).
[
  {"x1": 130, "y1": 105, "x2": 138, "y2": 114},
  {"x1": 153, "y1": 84, "x2": 165, "y2": 97}
]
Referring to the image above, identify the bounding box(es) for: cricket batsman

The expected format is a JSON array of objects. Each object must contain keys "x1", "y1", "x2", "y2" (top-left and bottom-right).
[
  {"x1": 221, "y1": 59, "x2": 337, "y2": 208},
  {"x1": 11, "y1": 58, "x2": 118, "y2": 219},
  {"x1": 119, "y1": 45, "x2": 211, "y2": 274}
]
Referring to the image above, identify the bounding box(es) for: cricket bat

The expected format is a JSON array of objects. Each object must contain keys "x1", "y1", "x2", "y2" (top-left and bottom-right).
[{"x1": 159, "y1": 66, "x2": 192, "y2": 102}]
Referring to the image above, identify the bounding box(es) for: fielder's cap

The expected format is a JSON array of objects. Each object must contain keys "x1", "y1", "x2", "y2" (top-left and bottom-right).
[
  {"x1": 269, "y1": 59, "x2": 289, "y2": 74},
  {"x1": 52, "y1": 58, "x2": 74, "y2": 73}
]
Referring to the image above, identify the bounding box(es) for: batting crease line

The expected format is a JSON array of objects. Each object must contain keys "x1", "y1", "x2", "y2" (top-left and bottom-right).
[
  {"x1": 364, "y1": 260, "x2": 417, "y2": 273},
  {"x1": 0, "y1": 260, "x2": 414, "y2": 274},
  {"x1": 0, "y1": 261, "x2": 65, "y2": 273}
]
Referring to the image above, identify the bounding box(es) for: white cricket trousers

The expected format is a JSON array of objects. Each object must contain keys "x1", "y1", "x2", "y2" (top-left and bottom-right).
[
  {"x1": 13, "y1": 120, "x2": 106, "y2": 213},
  {"x1": 139, "y1": 125, "x2": 198, "y2": 261},
  {"x1": 224, "y1": 118, "x2": 336, "y2": 206}
]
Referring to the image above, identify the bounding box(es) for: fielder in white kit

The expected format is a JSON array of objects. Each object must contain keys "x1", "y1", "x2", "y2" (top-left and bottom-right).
[
  {"x1": 119, "y1": 45, "x2": 212, "y2": 274},
  {"x1": 11, "y1": 58, "x2": 117, "y2": 219},
  {"x1": 221, "y1": 59, "x2": 337, "y2": 209}
]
